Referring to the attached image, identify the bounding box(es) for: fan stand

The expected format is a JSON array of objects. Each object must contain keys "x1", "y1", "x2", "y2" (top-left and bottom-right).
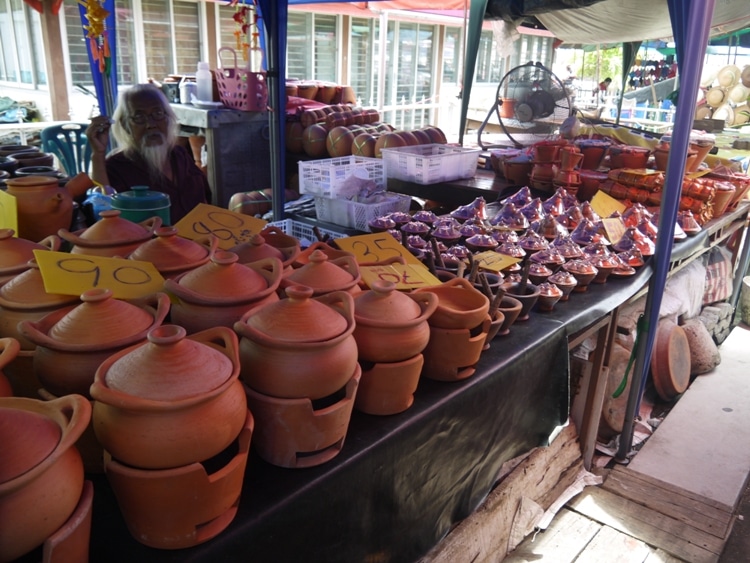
[{"x1": 476, "y1": 98, "x2": 525, "y2": 150}]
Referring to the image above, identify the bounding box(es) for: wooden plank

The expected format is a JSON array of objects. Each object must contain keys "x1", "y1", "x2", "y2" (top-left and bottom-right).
[
  {"x1": 421, "y1": 422, "x2": 582, "y2": 563},
  {"x1": 644, "y1": 548, "x2": 689, "y2": 563},
  {"x1": 504, "y1": 508, "x2": 601, "y2": 563},
  {"x1": 576, "y1": 525, "x2": 652, "y2": 563},
  {"x1": 604, "y1": 467, "x2": 732, "y2": 539},
  {"x1": 568, "y1": 487, "x2": 722, "y2": 563}
]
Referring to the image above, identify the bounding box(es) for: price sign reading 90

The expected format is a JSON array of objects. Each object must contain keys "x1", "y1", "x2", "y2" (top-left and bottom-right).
[
  {"x1": 174, "y1": 203, "x2": 268, "y2": 250},
  {"x1": 33, "y1": 250, "x2": 165, "y2": 300},
  {"x1": 334, "y1": 232, "x2": 423, "y2": 265}
]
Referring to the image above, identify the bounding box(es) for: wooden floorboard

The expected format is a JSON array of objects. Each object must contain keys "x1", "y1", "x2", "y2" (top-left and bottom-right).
[
  {"x1": 575, "y1": 525, "x2": 652, "y2": 563},
  {"x1": 604, "y1": 467, "x2": 733, "y2": 540},
  {"x1": 567, "y1": 487, "x2": 722, "y2": 563}
]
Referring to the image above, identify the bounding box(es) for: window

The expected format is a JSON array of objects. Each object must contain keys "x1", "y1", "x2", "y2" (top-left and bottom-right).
[
  {"x1": 286, "y1": 12, "x2": 337, "y2": 82},
  {"x1": 0, "y1": 0, "x2": 44, "y2": 86},
  {"x1": 141, "y1": 0, "x2": 201, "y2": 79},
  {"x1": 349, "y1": 16, "x2": 380, "y2": 105},
  {"x1": 442, "y1": 27, "x2": 461, "y2": 85}
]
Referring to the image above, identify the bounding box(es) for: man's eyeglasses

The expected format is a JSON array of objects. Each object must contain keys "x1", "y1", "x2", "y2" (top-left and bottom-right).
[{"x1": 129, "y1": 109, "x2": 168, "y2": 125}]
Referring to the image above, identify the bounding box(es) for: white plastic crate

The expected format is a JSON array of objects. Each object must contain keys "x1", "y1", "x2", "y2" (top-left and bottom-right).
[
  {"x1": 266, "y1": 219, "x2": 347, "y2": 245},
  {"x1": 298, "y1": 156, "x2": 385, "y2": 197},
  {"x1": 313, "y1": 192, "x2": 412, "y2": 232},
  {"x1": 381, "y1": 143, "x2": 481, "y2": 185}
]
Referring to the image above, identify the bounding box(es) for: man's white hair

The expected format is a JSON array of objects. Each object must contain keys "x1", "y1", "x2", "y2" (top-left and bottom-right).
[{"x1": 110, "y1": 83, "x2": 179, "y2": 158}]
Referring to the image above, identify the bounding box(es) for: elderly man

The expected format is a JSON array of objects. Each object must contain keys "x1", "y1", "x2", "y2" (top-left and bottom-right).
[{"x1": 86, "y1": 84, "x2": 211, "y2": 224}]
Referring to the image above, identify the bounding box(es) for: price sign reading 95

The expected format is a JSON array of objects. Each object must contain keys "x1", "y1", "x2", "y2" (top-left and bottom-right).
[
  {"x1": 33, "y1": 250, "x2": 165, "y2": 300},
  {"x1": 334, "y1": 232, "x2": 423, "y2": 266},
  {"x1": 174, "y1": 203, "x2": 268, "y2": 250},
  {"x1": 0, "y1": 189, "x2": 18, "y2": 234}
]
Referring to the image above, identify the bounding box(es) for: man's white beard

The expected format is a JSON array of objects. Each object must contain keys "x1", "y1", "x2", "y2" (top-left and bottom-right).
[{"x1": 140, "y1": 133, "x2": 171, "y2": 183}]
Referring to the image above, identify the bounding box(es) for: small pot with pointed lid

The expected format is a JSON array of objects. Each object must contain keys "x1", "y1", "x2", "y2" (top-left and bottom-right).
[{"x1": 281, "y1": 249, "x2": 361, "y2": 296}]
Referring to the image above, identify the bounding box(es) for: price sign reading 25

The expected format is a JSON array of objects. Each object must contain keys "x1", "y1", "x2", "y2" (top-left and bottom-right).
[
  {"x1": 33, "y1": 250, "x2": 165, "y2": 300},
  {"x1": 335, "y1": 232, "x2": 422, "y2": 265},
  {"x1": 174, "y1": 203, "x2": 268, "y2": 250}
]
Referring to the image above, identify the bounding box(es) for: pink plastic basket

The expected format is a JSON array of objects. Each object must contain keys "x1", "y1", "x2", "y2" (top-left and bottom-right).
[{"x1": 214, "y1": 47, "x2": 268, "y2": 112}]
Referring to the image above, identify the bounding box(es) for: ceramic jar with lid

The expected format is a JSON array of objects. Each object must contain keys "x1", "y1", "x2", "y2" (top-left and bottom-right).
[
  {"x1": 128, "y1": 226, "x2": 218, "y2": 279},
  {"x1": 228, "y1": 233, "x2": 288, "y2": 267},
  {"x1": 0, "y1": 229, "x2": 61, "y2": 283},
  {"x1": 353, "y1": 280, "x2": 438, "y2": 363},
  {"x1": 18, "y1": 288, "x2": 170, "y2": 397},
  {"x1": 165, "y1": 251, "x2": 283, "y2": 333},
  {"x1": 90, "y1": 325, "x2": 247, "y2": 469},
  {"x1": 58, "y1": 209, "x2": 160, "y2": 257},
  {"x1": 234, "y1": 285, "x2": 358, "y2": 400},
  {"x1": 281, "y1": 249, "x2": 361, "y2": 296},
  {"x1": 4, "y1": 176, "x2": 75, "y2": 243},
  {"x1": 0, "y1": 394, "x2": 91, "y2": 562}
]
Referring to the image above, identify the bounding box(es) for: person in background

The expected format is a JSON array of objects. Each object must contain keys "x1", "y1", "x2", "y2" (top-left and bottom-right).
[
  {"x1": 598, "y1": 77, "x2": 612, "y2": 102},
  {"x1": 86, "y1": 83, "x2": 212, "y2": 224}
]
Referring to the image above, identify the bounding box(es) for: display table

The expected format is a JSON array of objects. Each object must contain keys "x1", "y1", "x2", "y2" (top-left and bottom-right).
[{"x1": 41, "y1": 202, "x2": 750, "y2": 563}]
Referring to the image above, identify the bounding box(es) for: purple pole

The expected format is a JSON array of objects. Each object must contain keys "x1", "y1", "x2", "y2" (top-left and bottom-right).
[{"x1": 616, "y1": 0, "x2": 716, "y2": 463}]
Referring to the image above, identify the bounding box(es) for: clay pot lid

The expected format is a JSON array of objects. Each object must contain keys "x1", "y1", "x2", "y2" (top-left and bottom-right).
[
  {"x1": 538, "y1": 282, "x2": 562, "y2": 297},
  {"x1": 354, "y1": 280, "x2": 421, "y2": 323},
  {"x1": 369, "y1": 215, "x2": 396, "y2": 231},
  {"x1": 548, "y1": 270, "x2": 578, "y2": 287},
  {"x1": 564, "y1": 259, "x2": 597, "y2": 275},
  {"x1": 129, "y1": 226, "x2": 213, "y2": 269},
  {"x1": 4, "y1": 175, "x2": 59, "y2": 188},
  {"x1": 245, "y1": 285, "x2": 347, "y2": 342},
  {"x1": 0, "y1": 261, "x2": 80, "y2": 308},
  {"x1": 284, "y1": 250, "x2": 356, "y2": 290},
  {"x1": 47, "y1": 288, "x2": 153, "y2": 346},
  {"x1": 103, "y1": 325, "x2": 233, "y2": 401},
  {"x1": 176, "y1": 251, "x2": 269, "y2": 298},
  {"x1": 401, "y1": 221, "x2": 431, "y2": 235},
  {"x1": 651, "y1": 320, "x2": 691, "y2": 401},
  {"x1": 0, "y1": 406, "x2": 61, "y2": 483},
  {"x1": 228, "y1": 233, "x2": 285, "y2": 263},
  {"x1": 62, "y1": 209, "x2": 154, "y2": 246},
  {"x1": 0, "y1": 229, "x2": 49, "y2": 271}
]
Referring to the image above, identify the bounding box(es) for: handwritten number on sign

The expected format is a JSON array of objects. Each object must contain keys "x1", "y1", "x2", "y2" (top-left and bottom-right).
[
  {"x1": 192, "y1": 211, "x2": 254, "y2": 245},
  {"x1": 350, "y1": 236, "x2": 402, "y2": 263},
  {"x1": 57, "y1": 258, "x2": 152, "y2": 288}
]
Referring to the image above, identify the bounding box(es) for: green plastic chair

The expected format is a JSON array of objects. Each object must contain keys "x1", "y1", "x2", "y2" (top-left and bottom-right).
[{"x1": 40, "y1": 122, "x2": 92, "y2": 177}]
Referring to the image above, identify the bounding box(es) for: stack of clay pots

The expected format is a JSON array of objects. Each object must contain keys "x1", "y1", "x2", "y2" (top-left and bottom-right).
[
  {"x1": 414, "y1": 277, "x2": 491, "y2": 382},
  {"x1": 234, "y1": 285, "x2": 361, "y2": 468},
  {"x1": 89, "y1": 325, "x2": 253, "y2": 549},
  {"x1": 352, "y1": 280, "x2": 438, "y2": 415}
]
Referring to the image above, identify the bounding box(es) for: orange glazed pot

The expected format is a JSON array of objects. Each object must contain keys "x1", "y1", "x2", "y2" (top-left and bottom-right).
[
  {"x1": 235, "y1": 285, "x2": 358, "y2": 400},
  {"x1": 91, "y1": 325, "x2": 247, "y2": 470},
  {"x1": 0, "y1": 394, "x2": 90, "y2": 562}
]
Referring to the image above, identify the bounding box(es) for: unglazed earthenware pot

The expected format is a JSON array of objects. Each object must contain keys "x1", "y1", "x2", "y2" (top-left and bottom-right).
[
  {"x1": 353, "y1": 280, "x2": 437, "y2": 363},
  {"x1": 128, "y1": 226, "x2": 218, "y2": 279},
  {"x1": 234, "y1": 285, "x2": 358, "y2": 400},
  {"x1": 0, "y1": 394, "x2": 90, "y2": 562},
  {"x1": 18, "y1": 289, "x2": 170, "y2": 398},
  {"x1": 0, "y1": 229, "x2": 61, "y2": 283},
  {"x1": 281, "y1": 249, "x2": 361, "y2": 296},
  {"x1": 58, "y1": 209, "x2": 160, "y2": 257},
  {"x1": 414, "y1": 277, "x2": 490, "y2": 330},
  {"x1": 4, "y1": 176, "x2": 74, "y2": 243},
  {"x1": 165, "y1": 252, "x2": 282, "y2": 333},
  {"x1": 91, "y1": 325, "x2": 247, "y2": 470},
  {"x1": 0, "y1": 338, "x2": 19, "y2": 397}
]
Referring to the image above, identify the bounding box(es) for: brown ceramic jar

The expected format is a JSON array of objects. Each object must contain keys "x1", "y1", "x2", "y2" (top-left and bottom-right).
[{"x1": 4, "y1": 176, "x2": 74, "y2": 243}]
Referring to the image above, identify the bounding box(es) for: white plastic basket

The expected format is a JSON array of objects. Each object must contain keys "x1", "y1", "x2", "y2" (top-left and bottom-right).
[
  {"x1": 381, "y1": 143, "x2": 481, "y2": 185},
  {"x1": 298, "y1": 156, "x2": 385, "y2": 197},
  {"x1": 266, "y1": 219, "x2": 347, "y2": 245},
  {"x1": 313, "y1": 192, "x2": 412, "y2": 232}
]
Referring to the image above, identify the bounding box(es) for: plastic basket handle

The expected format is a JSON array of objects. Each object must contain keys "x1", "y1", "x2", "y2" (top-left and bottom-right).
[{"x1": 218, "y1": 47, "x2": 240, "y2": 72}]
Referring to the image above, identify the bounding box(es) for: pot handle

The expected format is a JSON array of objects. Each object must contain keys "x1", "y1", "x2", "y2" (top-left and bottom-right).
[
  {"x1": 17, "y1": 319, "x2": 60, "y2": 349},
  {"x1": 38, "y1": 234, "x2": 62, "y2": 252},
  {"x1": 0, "y1": 337, "x2": 20, "y2": 370},
  {"x1": 408, "y1": 290, "x2": 439, "y2": 320},
  {"x1": 198, "y1": 233, "x2": 220, "y2": 257},
  {"x1": 191, "y1": 325, "x2": 240, "y2": 364},
  {"x1": 442, "y1": 276, "x2": 476, "y2": 291},
  {"x1": 49, "y1": 393, "x2": 92, "y2": 450},
  {"x1": 316, "y1": 290, "x2": 355, "y2": 325},
  {"x1": 138, "y1": 215, "x2": 163, "y2": 234}
]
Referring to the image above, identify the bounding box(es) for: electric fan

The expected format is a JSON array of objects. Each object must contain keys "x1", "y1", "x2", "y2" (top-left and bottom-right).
[{"x1": 477, "y1": 62, "x2": 573, "y2": 149}]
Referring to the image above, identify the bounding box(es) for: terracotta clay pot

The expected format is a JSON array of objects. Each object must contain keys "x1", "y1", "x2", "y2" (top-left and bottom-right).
[
  {"x1": 18, "y1": 289, "x2": 170, "y2": 398},
  {"x1": 355, "y1": 354, "x2": 424, "y2": 415},
  {"x1": 0, "y1": 337, "x2": 19, "y2": 397},
  {"x1": 414, "y1": 277, "x2": 490, "y2": 330},
  {"x1": 104, "y1": 410, "x2": 254, "y2": 549},
  {"x1": 495, "y1": 295, "x2": 523, "y2": 336},
  {"x1": 0, "y1": 229, "x2": 61, "y2": 283},
  {"x1": 483, "y1": 310, "x2": 507, "y2": 349},
  {"x1": 229, "y1": 233, "x2": 288, "y2": 268},
  {"x1": 575, "y1": 139, "x2": 610, "y2": 170},
  {"x1": 281, "y1": 249, "x2": 361, "y2": 296},
  {"x1": 501, "y1": 281, "x2": 540, "y2": 322},
  {"x1": 421, "y1": 316, "x2": 491, "y2": 381},
  {"x1": 4, "y1": 176, "x2": 74, "y2": 243},
  {"x1": 58, "y1": 209, "x2": 160, "y2": 257},
  {"x1": 9, "y1": 151, "x2": 55, "y2": 169},
  {"x1": 128, "y1": 226, "x2": 218, "y2": 279},
  {"x1": 258, "y1": 225, "x2": 302, "y2": 265},
  {"x1": 234, "y1": 286, "x2": 358, "y2": 400},
  {"x1": 608, "y1": 145, "x2": 651, "y2": 169},
  {"x1": 292, "y1": 241, "x2": 354, "y2": 267},
  {"x1": 165, "y1": 252, "x2": 283, "y2": 334},
  {"x1": 91, "y1": 325, "x2": 247, "y2": 470},
  {"x1": 0, "y1": 394, "x2": 90, "y2": 562},
  {"x1": 353, "y1": 280, "x2": 438, "y2": 363}
]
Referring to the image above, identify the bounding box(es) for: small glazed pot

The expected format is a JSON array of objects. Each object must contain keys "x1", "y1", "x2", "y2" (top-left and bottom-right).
[{"x1": 536, "y1": 282, "x2": 563, "y2": 312}]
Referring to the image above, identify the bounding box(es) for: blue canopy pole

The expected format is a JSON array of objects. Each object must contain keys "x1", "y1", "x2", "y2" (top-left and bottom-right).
[
  {"x1": 256, "y1": 0, "x2": 287, "y2": 221},
  {"x1": 616, "y1": 0, "x2": 716, "y2": 463}
]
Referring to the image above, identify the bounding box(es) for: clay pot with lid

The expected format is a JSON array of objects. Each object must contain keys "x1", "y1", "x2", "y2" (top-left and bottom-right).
[
  {"x1": 128, "y1": 226, "x2": 218, "y2": 279},
  {"x1": 292, "y1": 241, "x2": 355, "y2": 267},
  {"x1": 59, "y1": 209, "x2": 160, "y2": 257},
  {"x1": 414, "y1": 277, "x2": 490, "y2": 330},
  {"x1": 353, "y1": 280, "x2": 438, "y2": 363},
  {"x1": 234, "y1": 285, "x2": 358, "y2": 400},
  {"x1": 281, "y1": 249, "x2": 361, "y2": 296},
  {"x1": 18, "y1": 288, "x2": 170, "y2": 398},
  {"x1": 4, "y1": 176, "x2": 75, "y2": 243},
  {"x1": 229, "y1": 232, "x2": 289, "y2": 268},
  {"x1": 259, "y1": 225, "x2": 301, "y2": 265},
  {"x1": 90, "y1": 325, "x2": 247, "y2": 470},
  {"x1": 0, "y1": 338, "x2": 19, "y2": 397},
  {"x1": 0, "y1": 394, "x2": 90, "y2": 562},
  {"x1": 0, "y1": 229, "x2": 61, "y2": 283},
  {"x1": 165, "y1": 251, "x2": 282, "y2": 334}
]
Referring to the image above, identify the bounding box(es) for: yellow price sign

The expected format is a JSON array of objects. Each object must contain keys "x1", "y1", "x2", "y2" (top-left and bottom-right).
[
  {"x1": 601, "y1": 217, "x2": 627, "y2": 245},
  {"x1": 335, "y1": 232, "x2": 422, "y2": 266},
  {"x1": 360, "y1": 263, "x2": 441, "y2": 290},
  {"x1": 591, "y1": 190, "x2": 626, "y2": 219},
  {"x1": 472, "y1": 250, "x2": 521, "y2": 272},
  {"x1": 34, "y1": 250, "x2": 165, "y2": 300},
  {"x1": 0, "y1": 189, "x2": 18, "y2": 234},
  {"x1": 174, "y1": 203, "x2": 267, "y2": 250}
]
